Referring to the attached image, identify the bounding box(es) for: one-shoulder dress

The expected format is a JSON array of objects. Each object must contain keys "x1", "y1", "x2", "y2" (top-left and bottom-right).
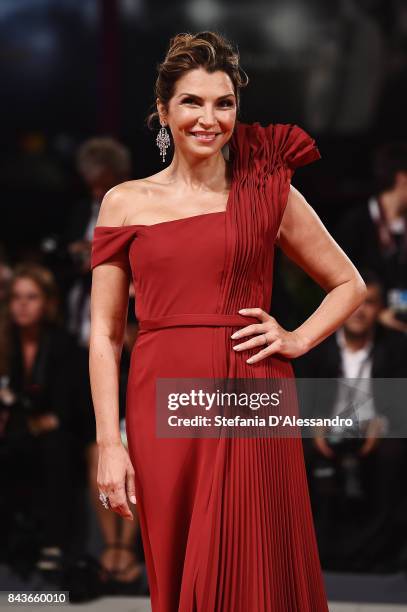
[{"x1": 90, "y1": 121, "x2": 329, "y2": 612}]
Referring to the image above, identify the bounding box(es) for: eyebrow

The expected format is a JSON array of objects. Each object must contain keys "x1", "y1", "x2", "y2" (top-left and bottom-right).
[{"x1": 177, "y1": 92, "x2": 236, "y2": 100}]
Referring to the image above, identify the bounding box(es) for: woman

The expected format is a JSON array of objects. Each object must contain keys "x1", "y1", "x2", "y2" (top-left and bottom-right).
[
  {"x1": 89, "y1": 32, "x2": 366, "y2": 611},
  {"x1": 1, "y1": 263, "x2": 81, "y2": 575}
]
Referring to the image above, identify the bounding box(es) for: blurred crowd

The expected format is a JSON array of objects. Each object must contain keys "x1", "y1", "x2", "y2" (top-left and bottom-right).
[
  {"x1": 0, "y1": 139, "x2": 143, "y2": 598},
  {"x1": 1, "y1": 134, "x2": 407, "y2": 597}
]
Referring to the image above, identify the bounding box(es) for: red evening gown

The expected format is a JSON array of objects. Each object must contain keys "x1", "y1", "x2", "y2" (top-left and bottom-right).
[{"x1": 91, "y1": 121, "x2": 329, "y2": 612}]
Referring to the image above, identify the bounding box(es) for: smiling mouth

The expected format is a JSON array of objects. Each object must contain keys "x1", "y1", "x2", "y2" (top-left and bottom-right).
[{"x1": 189, "y1": 132, "x2": 222, "y2": 141}]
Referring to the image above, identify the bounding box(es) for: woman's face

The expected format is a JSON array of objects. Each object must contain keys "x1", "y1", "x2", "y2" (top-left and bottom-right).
[
  {"x1": 9, "y1": 278, "x2": 47, "y2": 328},
  {"x1": 159, "y1": 67, "x2": 237, "y2": 160}
]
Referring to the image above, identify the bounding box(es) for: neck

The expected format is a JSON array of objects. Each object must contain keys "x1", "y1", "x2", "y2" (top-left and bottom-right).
[
  {"x1": 378, "y1": 191, "x2": 404, "y2": 223},
  {"x1": 342, "y1": 328, "x2": 373, "y2": 352},
  {"x1": 165, "y1": 149, "x2": 230, "y2": 192},
  {"x1": 19, "y1": 323, "x2": 42, "y2": 343}
]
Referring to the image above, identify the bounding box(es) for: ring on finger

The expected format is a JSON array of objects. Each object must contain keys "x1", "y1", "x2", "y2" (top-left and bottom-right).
[{"x1": 99, "y1": 491, "x2": 110, "y2": 509}]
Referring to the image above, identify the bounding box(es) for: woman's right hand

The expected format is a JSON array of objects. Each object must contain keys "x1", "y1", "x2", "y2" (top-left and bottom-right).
[{"x1": 97, "y1": 442, "x2": 137, "y2": 520}]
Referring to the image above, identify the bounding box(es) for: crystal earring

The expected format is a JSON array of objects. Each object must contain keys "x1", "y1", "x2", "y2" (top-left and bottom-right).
[{"x1": 156, "y1": 124, "x2": 171, "y2": 163}]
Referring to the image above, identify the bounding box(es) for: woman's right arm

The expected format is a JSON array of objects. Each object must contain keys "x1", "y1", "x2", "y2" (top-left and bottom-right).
[{"x1": 89, "y1": 187, "x2": 136, "y2": 519}]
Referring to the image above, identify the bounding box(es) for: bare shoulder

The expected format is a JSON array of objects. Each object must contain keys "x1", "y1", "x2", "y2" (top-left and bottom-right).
[{"x1": 96, "y1": 173, "x2": 166, "y2": 227}]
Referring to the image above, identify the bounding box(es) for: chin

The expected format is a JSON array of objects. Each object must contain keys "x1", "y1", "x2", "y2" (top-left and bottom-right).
[
  {"x1": 191, "y1": 147, "x2": 221, "y2": 159},
  {"x1": 189, "y1": 141, "x2": 225, "y2": 158}
]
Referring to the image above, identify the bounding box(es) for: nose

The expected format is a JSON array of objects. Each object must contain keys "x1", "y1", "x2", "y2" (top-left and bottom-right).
[{"x1": 198, "y1": 104, "x2": 217, "y2": 128}]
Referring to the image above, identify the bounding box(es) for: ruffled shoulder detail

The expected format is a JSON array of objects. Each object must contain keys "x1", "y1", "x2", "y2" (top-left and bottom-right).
[
  {"x1": 91, "y1": 225, "x2": 137, "y2": 273},
  {"x1": 229, "y1": 121, "x2": 321, "y2": 175}
]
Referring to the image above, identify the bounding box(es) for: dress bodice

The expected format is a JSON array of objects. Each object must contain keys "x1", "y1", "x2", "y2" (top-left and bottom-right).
[{"x1": 91, "y1": 122, "x2": 321, "y2": 323}]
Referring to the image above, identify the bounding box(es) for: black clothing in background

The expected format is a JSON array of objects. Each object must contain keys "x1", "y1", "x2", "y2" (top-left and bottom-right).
[
  {"x1": 7, "y1": 321, "x2": 93, "y2": 445},
  {"x1": 62, "y1": 198, "x2": 92, "y2": 246},
  {"x1": 42, "y1": 199, "x2": 93, "y2": 308},
  {"x1": 294, "y1": 322, "x2": 407, "y2": 432},
  {"x1": 334, "y1": 203, "x2": 407, "y2": 298},
  {"x1": 294, "y1": 322, "x2": 407, "y2": 570},
  {"x1": 294, "y1": 321, "x2": 407, "y2": 379},
  {"x1": 2, "y1": 322, "x2": 93, "y2": 553}
]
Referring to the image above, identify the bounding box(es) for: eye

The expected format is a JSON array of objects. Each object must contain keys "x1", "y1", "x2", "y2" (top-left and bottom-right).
[
  {"x1": 181, "y1": 97, "x2": 199, "y2": 105},
  {"x1": 218, "y1": 99, "x2": 234, "y2": 107}
]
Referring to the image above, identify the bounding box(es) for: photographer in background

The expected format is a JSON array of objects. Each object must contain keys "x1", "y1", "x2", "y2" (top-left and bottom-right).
[
  {"x1": 296, "y1": 268, "x2": 407, "y2": 571},
  {"x1": 63, "y1": 138, "x2": 132, "y2": 346},
  {"x1": 335, "y1": 141, "x2": 407, "y2": 333}
]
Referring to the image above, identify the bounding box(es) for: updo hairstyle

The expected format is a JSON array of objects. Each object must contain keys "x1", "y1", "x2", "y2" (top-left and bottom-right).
[{"x1": 146, "y1": 31, "x2": 248, "y2": 129}]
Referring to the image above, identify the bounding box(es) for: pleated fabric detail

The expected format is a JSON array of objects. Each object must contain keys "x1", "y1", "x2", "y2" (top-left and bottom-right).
[{"x1": 187, "y1": 122, "x2": 328, "y2": 611}]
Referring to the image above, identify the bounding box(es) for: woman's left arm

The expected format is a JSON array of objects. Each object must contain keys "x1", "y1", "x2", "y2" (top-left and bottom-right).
[{"x1": 233, "y1": 185, "x2": 367, "y2": 362}]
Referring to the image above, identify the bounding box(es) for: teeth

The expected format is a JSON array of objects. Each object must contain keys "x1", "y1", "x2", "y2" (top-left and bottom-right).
[{"x1": 192, "y1": 133, "x2": 217, "y2": 139}]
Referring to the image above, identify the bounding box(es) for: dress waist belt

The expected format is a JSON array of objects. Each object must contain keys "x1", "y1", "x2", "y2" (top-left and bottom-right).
[{"x1": 138, "y1": 313, "x2": 260, "y2": 331}]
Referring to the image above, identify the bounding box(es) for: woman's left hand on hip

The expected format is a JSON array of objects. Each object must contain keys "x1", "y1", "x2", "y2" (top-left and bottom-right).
[{"x1": 231, "y1": 307, "x2": 308, "y2": 363}]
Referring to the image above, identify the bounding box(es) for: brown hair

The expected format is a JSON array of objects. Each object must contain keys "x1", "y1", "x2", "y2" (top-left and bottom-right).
[
  {"x1": 8, "y1": 263, "x2": 60, "y2": 323},
  {"x1": 0, "y1": 263, "x2": 61, "y2": 377},
  {"x1": 146, "y1": 31, "x2": 249, "y2": 129},
  {"x1": 77, "y1": 138, "x2": 132, "y2": 180}
]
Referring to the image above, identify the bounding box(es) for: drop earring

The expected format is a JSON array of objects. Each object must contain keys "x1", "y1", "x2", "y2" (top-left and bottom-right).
[{"x1": 156, "y1": 123, "x2": 171, "y2": 163}]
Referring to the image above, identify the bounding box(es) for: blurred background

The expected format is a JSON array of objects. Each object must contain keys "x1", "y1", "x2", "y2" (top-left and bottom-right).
[
  {"x1": 1, "y1": 0, "x2": 407, "y2": 609},
  {"x1": 2, "y1": 0, "x2": 407, "y2": 249}
]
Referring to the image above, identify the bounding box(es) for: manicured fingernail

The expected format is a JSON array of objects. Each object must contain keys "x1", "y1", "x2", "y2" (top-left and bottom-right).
[
  {"x1": 238, "y1": 309, "x2": 246, "y2": 313},
  {"x1": 246, "y1": 358, "x2": 253, "y2": 363},
  {"x1": 230, "y1": 333, "x2": 238, "y2": 339},
  {"x1": 233, "y1": 345, "x2": 241, "y2": 350},
  {"x1": 130, "y1": 495, "x2": 136, "y2": 504}
]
